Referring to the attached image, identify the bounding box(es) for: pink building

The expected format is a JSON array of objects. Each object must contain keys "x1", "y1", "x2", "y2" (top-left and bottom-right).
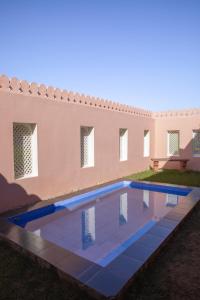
[{"x1": 0, "y1": 74, "x2": 200, "y2": 213}]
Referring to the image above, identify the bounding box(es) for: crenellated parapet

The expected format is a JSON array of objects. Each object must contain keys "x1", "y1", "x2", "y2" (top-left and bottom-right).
[
  {"x1": 153, "y1": 108, "x2": 200, "y2": 118},
  {"x1": 0, "y1": 75, "x2": 152, "y2": 118}
]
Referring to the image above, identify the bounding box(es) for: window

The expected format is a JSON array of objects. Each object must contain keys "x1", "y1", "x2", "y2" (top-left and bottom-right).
[
  {"x1": 119, "y1": 128, "x2": 128, "y2": 161},
  {"x1": 192, "y1": 130, "x2": 200, "y2": 157},
  {"x1": 144, "y1": 130, "x2": 150, "y2": 157},
  {"x1": 82, "y1": 206, "x2": 95, "y2": 249},
  {"x1": 119, "y1": 192, "x2": 128, "y2": 225},
  {"x1": 13, "y1": 123, "x2": 38, "y2": 179},
  {"x1": 167, "y1": 131, "x2": 179, "y2": 156},
  {"x1": 80, "y1": 126, "x2": 94, "y2": 167}
]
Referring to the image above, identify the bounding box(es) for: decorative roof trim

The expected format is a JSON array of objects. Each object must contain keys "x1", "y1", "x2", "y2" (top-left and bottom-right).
[
  {"x1": 0, "y1": 75, "x2": 152, "y2": 118},
  {"x1": 153, "y1": 108, "x2": 200, "y2": 118}
]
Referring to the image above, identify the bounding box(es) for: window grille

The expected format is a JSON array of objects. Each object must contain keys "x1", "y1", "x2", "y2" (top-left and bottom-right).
[
  {"x1": 144, "y1": 130, "x2": 150, "y2": 157},
  {"x1": 168, "y1": 131, "x2": 179, "y2": 156},
  {"x1": 192, "y1": 130, "x2": 200, "y2": 157},
  {"x1": 13, "y1": 123, "x2": 37, "y2": 179},
  {"x1": 119, "y1": 192, "x2": 128, "y2": 225},
  {"x1": 80, "y1": 126, "x2": 94, "y2": 167},
  {"x1": 119, "y1": 128, "x2": 128, "y2": 161}
]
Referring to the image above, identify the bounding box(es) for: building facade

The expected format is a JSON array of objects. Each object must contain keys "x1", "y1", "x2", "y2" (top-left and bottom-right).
[{"x1": 0, "y1": 75, "x2": 199, "y2": 213}]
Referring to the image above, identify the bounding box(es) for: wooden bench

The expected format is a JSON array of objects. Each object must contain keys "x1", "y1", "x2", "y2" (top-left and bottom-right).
[{"x1": 151, "y1": 158, "x2": 189, "y2": 171}]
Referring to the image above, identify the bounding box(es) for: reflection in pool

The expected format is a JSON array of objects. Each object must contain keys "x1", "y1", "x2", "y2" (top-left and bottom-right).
[
  {"x1": 82, "y1": 206, "x2": 96, "y2": 250},
  {"x1": 23, "y1": 186, "x2": 184, "y2": 266}
]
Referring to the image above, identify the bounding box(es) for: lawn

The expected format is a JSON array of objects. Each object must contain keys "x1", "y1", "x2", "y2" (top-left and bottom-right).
[
  {"x1": 126, "y1": 169, "x2": 200, "y2": 187},
  {"x1": 0, "y1": 170, "x2": 200, "y2": 300}
]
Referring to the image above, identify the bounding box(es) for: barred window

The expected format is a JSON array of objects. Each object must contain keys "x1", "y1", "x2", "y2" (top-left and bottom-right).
[
  {"x1": 80, "y1": 126, "x2": 94, "y2": 167},
  {"x1": 13, "y1": 123, "x2": 38, "y2": 179},
  {"x1": 144, "y1": 130, "x2": 150, "y2": 157},
  {"x1": 192, "y1": 130, "x2": 200, "y2": 157},
  {"x1": 119, "y1": 128, "x2": 128, "y2": 161},
  {"x1": 167, "y1": 131, "x2": 179, "y2": 156}
]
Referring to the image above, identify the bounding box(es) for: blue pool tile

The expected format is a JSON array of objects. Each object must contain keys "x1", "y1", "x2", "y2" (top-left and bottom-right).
[
  {"x1": 55, "y1": 181, "x2": 131, "y2": 210},
  {"x1": 106, "y1": 254, "x2": 143, "y2": 281},
  {"x1": 157, "y1": 218, "x2": 178, "y2": 230},
  {"x1": 56, "y1": 253, "x2": 94, "y2": 278},
  {"x1": 138, "y1": 233, "x2": 164, "y2": 246},
  {"x1": 78, "y1": 264, "x2": 102, "y2": 283},
  {"x1": 86, "y1": 269, "x2": 125, "y2": 297},
  {"x1": 123, "y1": 241, "x2": 156, "y2": 262},
  {"x1": 130, "y1": 181, "x2": 192, "y2": 196},
  {"x1": 148, "y1": 225, "x2": 172, "y2": 239},
  {"x1": 98, "y1": 220, "x2": 156, "y2": 267}
]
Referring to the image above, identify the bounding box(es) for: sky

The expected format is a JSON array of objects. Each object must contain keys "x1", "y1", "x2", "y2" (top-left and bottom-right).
[{"x1": 0, "y1": 0, "x2": 200, "y2": 111}]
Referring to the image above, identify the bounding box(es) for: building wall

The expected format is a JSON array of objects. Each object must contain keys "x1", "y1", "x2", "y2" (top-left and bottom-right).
[
  {"x1": 154, "y1": 110, "x2": 200, "y2": 170},
  {"x1": 0, "y1": 76, "x2": 154, "y2": 212},
  {"x1": 0, "y1": 75, "x2": 199, "y2": 213}
]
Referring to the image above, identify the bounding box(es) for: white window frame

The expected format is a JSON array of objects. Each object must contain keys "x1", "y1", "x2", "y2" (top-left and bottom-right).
[
  {"x1": 192, "y1": 130, "x2": 200, "y2": 157},
  {"x1": 80, "y1": 126, "x2": 94, "y2": 168},
  {"x1": 144, "y1": 130, "x2": 150, "y2": 157},
  {"x1": 119, "y1": 128, "x2": 128, "y2": 161},
  {"x1": 167, "y1": 130, "x2": 180, "y2": 157},
  {"x1": 13, "y1": 123, "x2": 38, "y2": 180}
]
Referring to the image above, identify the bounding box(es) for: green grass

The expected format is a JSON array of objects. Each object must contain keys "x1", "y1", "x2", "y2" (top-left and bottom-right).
[{"x1": 126, "y1": 169, "x2": 200, "y2": 187}]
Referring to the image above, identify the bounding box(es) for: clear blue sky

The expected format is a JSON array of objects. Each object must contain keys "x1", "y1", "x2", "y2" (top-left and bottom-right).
[{"x1": 0, "y1": 0, "x2": 199, "y2": 111}]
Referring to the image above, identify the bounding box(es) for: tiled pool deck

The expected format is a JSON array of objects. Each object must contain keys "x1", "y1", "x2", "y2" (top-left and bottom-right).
[{"x1": 0, "y1": 181, "x2": 200, "y2": 300}]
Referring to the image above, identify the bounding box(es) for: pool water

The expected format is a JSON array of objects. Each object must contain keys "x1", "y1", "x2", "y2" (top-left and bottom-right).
[{"x1": 9, "y1": 182, "x2": 191, "y2": 267}]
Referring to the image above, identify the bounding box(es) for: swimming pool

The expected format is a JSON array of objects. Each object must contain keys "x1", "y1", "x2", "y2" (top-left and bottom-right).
[
  {"x1": 8, "y1": 180, "x2": 192, "y2": 267},
  {"x1": 3, "y1": 181, "x2": 199, "y2": 299}
]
